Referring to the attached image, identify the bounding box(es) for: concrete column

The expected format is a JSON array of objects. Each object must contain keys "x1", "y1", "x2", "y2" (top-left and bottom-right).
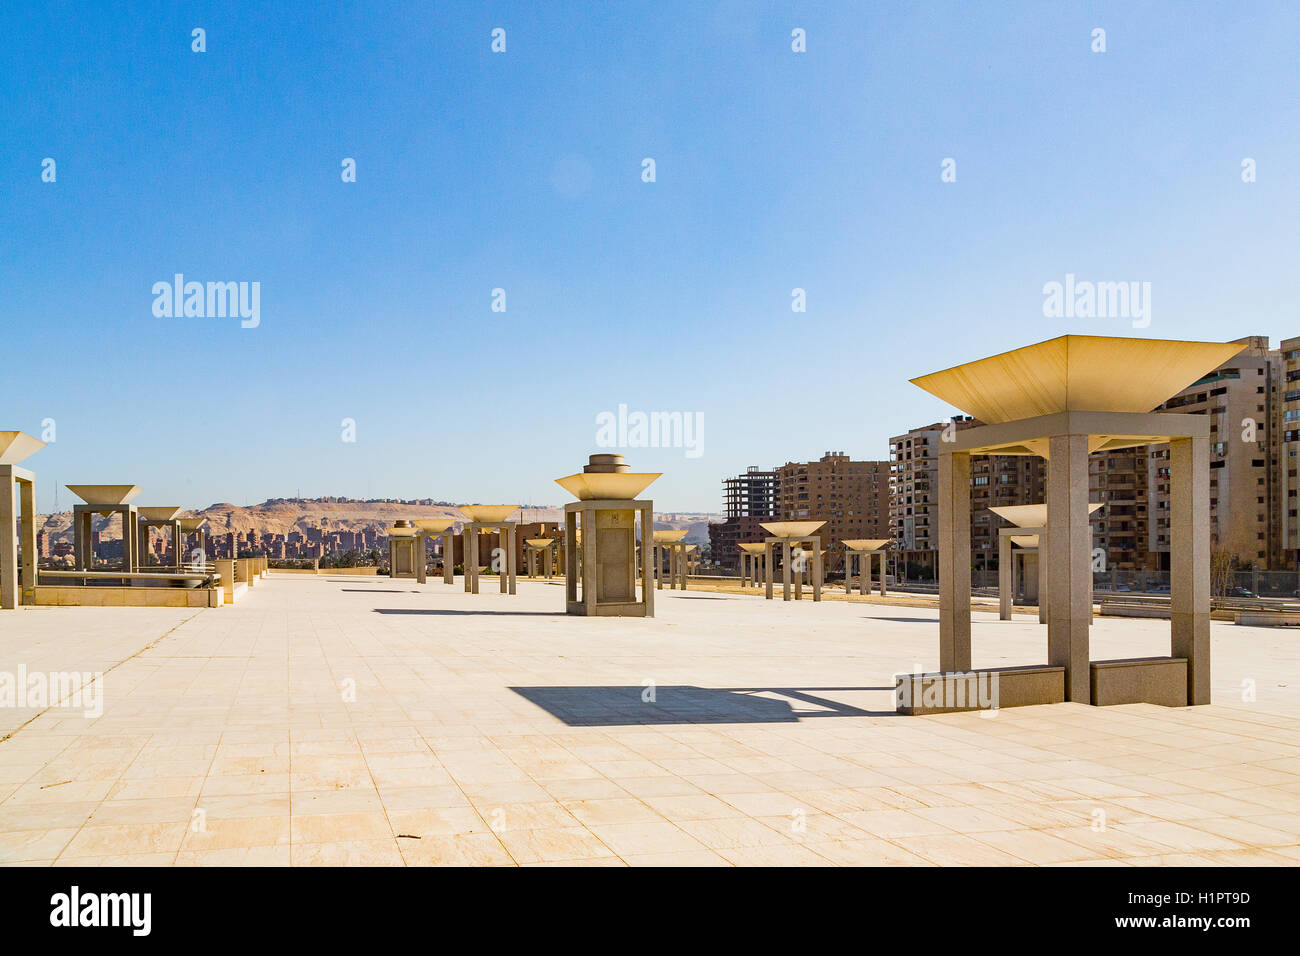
[
  {"x1": 19, "y1": 478, "x2": 36, "y2": 602},
  {"x1": 764, "y1": 542, "x2": 774, "y2": 600},
  {"x1": 443, "y1": 532, "x2": 455, "y2": 584},
  {"x1": 499, "y1": 527, "x2": 508, "y2": 593},
  {"x1": 565, "y1": 522, "x2": 578, "y2": 603},
  {"x1": 473, "y1": 530, "x2": 483, "y2": 590},
  {"x1": 782, "y1": 541, "x2": 792, "y2": 601},
  {"x1": 581, "y1": 509, "x2": 596, "y2": 615},
  {"x1": 122, "y1": 508, "x2": 137, "y2": 575},
  {"x1": 74, "y1": 510, "x2": 85, "y2": 571},
  {"x1": 640, "y1": 506, "x2": 654, "y2": 618},
  {"x1": 812, "y1": 543, "x2": 822, "y2": 602},
  {"x1": 506, "y1": 524, "x2": 517, "y2": 595},
  {"x1": 998, "y1": 532, "x2": 1012, "y2": 620},
  {"x1": 1047, "y1": 434, "x2": 1091, "y2": 703},
  {"x1": 0, "y1": 474, "x2": 16, "y2": 609},
  {"x1": 938, "y1": 450, "x2": 972, "y2": 672},
  {"x1": 1171, "y1": 436, "x2": 1211, "y2": 704},
  {"x1": 1037, "y1": 535, "x2": 1048, "y2": 624},
  {"x1": 416, "y1": 533, "x2": 427, "y2": 584},
  {"x1": 877, "y1": 552, "x2": 887, "y2": 597},
  {"x1": 1011, "y1": 549, "x2": 1021, "y2": 604}
]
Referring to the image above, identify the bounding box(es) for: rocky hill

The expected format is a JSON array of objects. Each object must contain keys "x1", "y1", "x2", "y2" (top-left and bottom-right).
[{"x1": 36, "y1": 498, "x2": 719, "y2": 543}]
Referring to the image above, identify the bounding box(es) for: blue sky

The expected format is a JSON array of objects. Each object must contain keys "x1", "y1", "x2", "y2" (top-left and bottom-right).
[{"x1": 3, "y1": 1, "x2": 1298, "y2": 513}]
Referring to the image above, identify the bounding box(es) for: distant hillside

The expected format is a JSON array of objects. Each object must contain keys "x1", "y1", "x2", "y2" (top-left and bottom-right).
[{"x1": 35, "y1": 497, "x2": 719, "y2": 543}]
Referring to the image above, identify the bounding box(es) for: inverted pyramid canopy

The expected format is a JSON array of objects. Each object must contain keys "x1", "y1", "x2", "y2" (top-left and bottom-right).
[
  {"x1": 910, "y1": 335, "x2": 1246, "y2": 423},
  {"x1": 989, "y1": 503, "x2": 1104, "y2": 527},
  {"x1": 760, "y1": 520, "x2": 826, "y2": 538},
  {"x1": 177, "y1": 517, "x2": 207, "y2": 531},
  {"x1": 842, "y1": 538, "x2": 890, "y2": 550},
  {"x1": 67, "y1": 484, "x2": 141, "y2": 506},
  {"x1": 0, "y1": 431, "x2": 46, "y2": 466},
  {"x1": 458, "y1": 505, "x2": 520, "y2": 524},
  {"x1": 554, "y1": 472, "x2": 660, "y2": 501},
  {"x1": 525, "y1": 538, "x2": 556, "y2": 547},
  {"x1": 413, "y1": 519, "x2": 457, "y2": 533},
  {"x1": 138, "y1": 506, "x2": 183, "y2": 521},
  {"x1": 653, "y1": 529, "x2": 689, "y2": 543}
]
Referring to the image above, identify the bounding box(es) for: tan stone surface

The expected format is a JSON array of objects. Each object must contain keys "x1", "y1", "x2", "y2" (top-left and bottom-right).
[{"x1": 0, "y1": 576, "x2": 1296, "y2": 866}]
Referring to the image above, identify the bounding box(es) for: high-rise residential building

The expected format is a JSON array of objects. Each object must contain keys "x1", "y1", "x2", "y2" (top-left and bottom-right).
[
  {"x1": 1142, "y1": 335, "x2": 1282, "y2": 569},
  {"x1": 709, "y1": 465, "x2": 777, "y2": 569},
  {"x1": 774, "y1": 452, "x2": 889, "y2": 569},
  {"x1": 1280, "y1": 336, "x2": 1300, "y2": 566},
  {"x1": 889, "y1": 419, "x2": 1044, "y2": 575},
  {"x1": 1088, "y1": 447, "x2": 1151, "y2": 572},
  {"x1": 724, "y1": 466, "x2": 777, "y2": 519}
]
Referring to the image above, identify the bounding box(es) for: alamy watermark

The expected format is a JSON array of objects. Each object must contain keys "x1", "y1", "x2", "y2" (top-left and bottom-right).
[
  {"x1": 595, "y1": 403, "x2": 703, "y2": 458},
  {"x1": 152, "y1": 274, "x2": 260, "y2": 328},
  {"x1": 1042, "y1": 273, "x2": 1150, "y2": 328},
  {"x1": 0, "y1": 666, "x2": 103, "y2": 718},
  {"x1": 895, "y1": 667, "x2": 1000, "y2": 714}
]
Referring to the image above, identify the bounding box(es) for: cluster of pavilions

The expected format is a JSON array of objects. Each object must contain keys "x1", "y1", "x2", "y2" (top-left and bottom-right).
[
  {"x1": 736, "y1": 524, "x2": 890, "y2": 601},
  {"x1": 2, "y1": 334, "x2": 1241, "y2": 714},
  {"x1": 384, "y1": 455, "x2": 700, "y2": 615}
]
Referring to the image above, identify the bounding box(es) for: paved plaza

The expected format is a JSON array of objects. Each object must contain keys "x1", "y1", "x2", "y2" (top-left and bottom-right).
[{"x1": 1, "y1": 575, "x2": 1298, "y2": 866}]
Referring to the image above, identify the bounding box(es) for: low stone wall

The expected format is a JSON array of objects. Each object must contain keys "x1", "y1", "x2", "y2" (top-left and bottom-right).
[
  {"x1": 34, "y1": 585, "x2": 221, "y2": 608},
  {"x1": 1090, "y1": 657, "x2": 1187, "y2": 706},
  {"x1": 1233, "y1": 610, "x2": 1300, "y2": 627},
  {"x1": 1099, "y1": 601, "x2": 1170, "y2": 619},
  {"x1": 270, "y1": 567, "x2": 381, "y2": 576},
  {"x1": 896, "y1": 665, "x2": 1065, "y2": 715}
]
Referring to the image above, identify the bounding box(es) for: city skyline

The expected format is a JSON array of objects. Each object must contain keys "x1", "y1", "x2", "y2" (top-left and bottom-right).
[{"x1": 4, "y1": 2, "x2": 1299, "y2": 513}]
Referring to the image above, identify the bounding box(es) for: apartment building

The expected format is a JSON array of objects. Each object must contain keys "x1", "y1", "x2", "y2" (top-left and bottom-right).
[
  {"x1": 775, "y1": 452, "x2": 889, "y2": 570},
  {"x1": 1143, "y1": 335, "x2": 1282, "y2": 569},
  {"x1": 1089, "y1": 447, "x2": 1151, "y2": 571},
  {"x1": 1281, "y1": 336, "x2": 1300, "y2": 566},
  {"x1": 889, "y1": 419, "x2": 1045, "y2": 574},
  {"x1": 709, "y1": 465, "x2": 778, "y2": 569}
]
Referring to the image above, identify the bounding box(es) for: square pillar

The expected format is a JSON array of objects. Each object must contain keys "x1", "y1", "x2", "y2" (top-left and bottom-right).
[
  {"x1": 0, "y1": 473, "x2": 16, "y2": 609},
  {"x1": 782, "y1": 541, "x2": 792, "y2": 602},
  {"x1": 764, "y1": 541, "x2": 775, "y2": 600},
  {"x1": 640, "y1": 506, "x2": 654, "y2": 617},
  {"x1": 581, "y1": 508, "x2": 597, "y2": 615},
  {"x1": 19, "y1": 478, "x2": 36, "y2": 602},
  {"x1": 565, "y1": 522, "x2": 578, "y2": 603},
  {"x1": 812, "y1": 542, "x2": 823, "y2": 602},
  {"x1": 938, "y1": 450, "x2": 971, "y2": 671},
  {"x1": 1047, "y1": 434, "x2": 1091, "y2": 703},
  {"x1": 998, "y1": 532, "x2": 1012, "y2": 620},
  {"x1": 466, "y1": 529, "x2": 479, "y2": 593},
  {"x1": 506, "y1": 524, "x2": 517, "y2": 594},
  {"x1": 1171, "y1": 436, "x2": 1211, "y2": 704}
]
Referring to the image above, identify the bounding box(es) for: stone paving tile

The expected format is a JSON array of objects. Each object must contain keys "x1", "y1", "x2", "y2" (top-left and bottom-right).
[{"x1": 0, "y1": 575, "x2": 1297, "y2": 866}]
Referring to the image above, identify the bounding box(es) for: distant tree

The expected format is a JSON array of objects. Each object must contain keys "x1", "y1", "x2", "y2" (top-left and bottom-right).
[{"x1": 1210, "y1": 548, "x2": 1234, "y2": 597}]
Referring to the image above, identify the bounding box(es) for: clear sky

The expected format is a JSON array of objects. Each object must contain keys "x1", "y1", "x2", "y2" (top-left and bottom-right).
[{"x1": 3, "y1": 1, "x2": 1298, "y2": 514}]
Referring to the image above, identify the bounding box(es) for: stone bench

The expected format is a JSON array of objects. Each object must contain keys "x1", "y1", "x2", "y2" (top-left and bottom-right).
[
  {"x1": 1090, "y1": 657, "x2": 1187, "y2": 707},
  {"x1": 896, "y1": 664, "x2": 1065, "y2": 715},
  {"x1": 1233, "y1": 609, "x2": 1300, "y2": 627}
]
